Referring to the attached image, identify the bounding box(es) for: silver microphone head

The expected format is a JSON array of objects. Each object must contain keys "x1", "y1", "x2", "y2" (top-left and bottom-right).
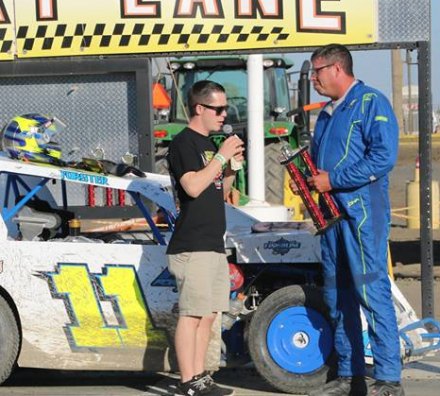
[{"x1": 222, "y1": 124, "x2": 233, "y2": 135}]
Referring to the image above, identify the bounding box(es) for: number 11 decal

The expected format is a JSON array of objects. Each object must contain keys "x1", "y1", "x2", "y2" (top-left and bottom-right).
[{"x1": 46, "y1": 263, "x2": 168, "y2": 351}]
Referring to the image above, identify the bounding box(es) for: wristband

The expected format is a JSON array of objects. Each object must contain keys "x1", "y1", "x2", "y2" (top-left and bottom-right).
[{"x1": 214, "y1": 153, "x2": 227, "y2": 168}]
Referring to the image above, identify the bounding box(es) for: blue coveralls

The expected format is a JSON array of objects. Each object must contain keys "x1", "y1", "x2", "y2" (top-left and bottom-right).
[{"x1": 312, "y1": 81, "x2": 401, "y2": 382}]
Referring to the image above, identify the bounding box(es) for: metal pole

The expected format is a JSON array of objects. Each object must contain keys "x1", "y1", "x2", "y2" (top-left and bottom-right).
[
  {"x1": 391, "y1": 49, "x2": 404, "y2": 135},
  {"x1": 417, "y1": 40, "x2": 434, "y2": 318},
  {"x1": 407, "y1": 50, "x2": 413, "y2": 134},
  {"x1": 297, "y1": 61, "x2": 311, "y2": 147},
  {"x1": 247, "y1": 54, "x2": 265, "y2": 202},
  {"x1": 137, "y1": 58, "x2": 155, "y2": 173}
]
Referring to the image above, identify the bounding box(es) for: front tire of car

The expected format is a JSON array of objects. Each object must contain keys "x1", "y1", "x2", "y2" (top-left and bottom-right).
[{"x1": 248, "y1": 285, "x2": 336, "y2": 394}]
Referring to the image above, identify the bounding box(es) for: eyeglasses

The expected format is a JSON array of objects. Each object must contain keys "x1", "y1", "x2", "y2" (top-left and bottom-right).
[
  {"x1": 199, "y1": 103, "x2": 229, "y2": 116},
  {"x1": 310, "y1": 63, "x2": 335, "y2": 76}
]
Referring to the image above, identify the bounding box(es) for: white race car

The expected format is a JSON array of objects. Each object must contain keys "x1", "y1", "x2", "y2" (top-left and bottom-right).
[{"x1": 0, "y1": 153, "x2": 438, "y2": 394}]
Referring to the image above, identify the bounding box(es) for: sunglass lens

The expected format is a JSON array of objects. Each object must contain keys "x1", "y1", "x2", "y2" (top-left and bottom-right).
[{"x1": 216, "y1": 106, "x2": 229, "y2": 115}]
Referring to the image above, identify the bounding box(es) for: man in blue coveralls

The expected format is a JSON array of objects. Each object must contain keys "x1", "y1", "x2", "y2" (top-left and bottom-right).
[{"x1": 306, "y1": 44, "x2": 404, "y2": 396}]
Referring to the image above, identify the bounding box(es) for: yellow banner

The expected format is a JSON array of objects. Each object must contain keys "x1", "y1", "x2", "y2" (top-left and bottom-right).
[{"x1": 0, "y1": 0, "x2": 376, "y2": 60}]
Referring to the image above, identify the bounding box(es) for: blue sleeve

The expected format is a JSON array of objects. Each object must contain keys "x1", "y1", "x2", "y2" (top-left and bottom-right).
[{"x1": 329, "y1": 93, "x2": 399, "y2": 189}]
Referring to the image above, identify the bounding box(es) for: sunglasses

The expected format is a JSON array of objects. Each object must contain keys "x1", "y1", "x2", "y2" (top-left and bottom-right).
[{"x1": 199, "y1": 103, "x2": 229, "y2": 116}]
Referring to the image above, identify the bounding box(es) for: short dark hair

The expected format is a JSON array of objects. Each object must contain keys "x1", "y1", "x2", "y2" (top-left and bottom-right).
[
  {"x1": 311, "y1": 44, "x2": 354, "y2": 76},
  {"x1": 187, "y1": 80, "x2": 226, "y2": 117}
]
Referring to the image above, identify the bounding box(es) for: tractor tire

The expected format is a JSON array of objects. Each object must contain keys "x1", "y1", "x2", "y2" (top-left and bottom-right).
[
  {"x1": 154, "y1": 144, "x2": 170, "y2": 175},
  {"x1": 248, "y1": 285, "x2": 335, "y2": 395},
  {"x1": 265, "y1": 141, "x2": 286, "y2": 204},
  {"x1": 0, "y1": 294, "x2": 20, "y2": 384}
]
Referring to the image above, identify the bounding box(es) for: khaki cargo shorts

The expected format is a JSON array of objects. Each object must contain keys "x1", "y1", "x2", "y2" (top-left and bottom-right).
[{"x1": 168, "y1": 251, "x2": 230, "y2": 316}]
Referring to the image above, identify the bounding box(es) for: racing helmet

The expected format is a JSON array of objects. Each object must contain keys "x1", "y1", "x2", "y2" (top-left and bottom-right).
[{"x1": 1, "y1": 114, "x2": 65, "y2": 165}]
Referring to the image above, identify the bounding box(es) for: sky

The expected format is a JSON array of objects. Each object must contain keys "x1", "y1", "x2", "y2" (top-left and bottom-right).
[{"x1": 287, "y1": 2, "x2": 439, "y2": 110}]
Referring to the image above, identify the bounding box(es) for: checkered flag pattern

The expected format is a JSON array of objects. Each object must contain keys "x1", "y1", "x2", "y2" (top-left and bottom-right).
[
  {"x1": 4, "y1": 22, "x2": 289, "y2": 55},
  {"x1": 0, "y1": 27, "x2": 13, "y2": 55}
]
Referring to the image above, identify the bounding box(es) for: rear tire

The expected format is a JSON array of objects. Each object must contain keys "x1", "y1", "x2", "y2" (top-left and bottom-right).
[
  {"x1": 248, "y1": 285, "x2": 335, "y2": 394},
  {"x1": 154, "y1": 143, "x2": 169, "y2": 175},
  {"x1": 265, "y1": 141, "x2": 286, "y2": 204},
  {"x1": 0, "y1": 294, "x2": 20, "y2": 384}
]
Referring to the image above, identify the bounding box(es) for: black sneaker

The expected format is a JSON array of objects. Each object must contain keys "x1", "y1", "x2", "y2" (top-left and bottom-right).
[
  {"x1": 309, "y1": 376, "x2": 367, "y2": 396},
  {"x1": 195, "y1": 371, "x2": 235, "y2": 396},
  {"x1": 368, "y1": 380, "x2": 405, "y2": 396},
  {"x1": 175, "y1": 376, "x2": 209, "y2": 396}
]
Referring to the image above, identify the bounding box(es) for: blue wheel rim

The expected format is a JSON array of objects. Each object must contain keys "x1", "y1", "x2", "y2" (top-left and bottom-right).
[{"x1": 267, "y1": 306, "x2": 333, "y2": 374}]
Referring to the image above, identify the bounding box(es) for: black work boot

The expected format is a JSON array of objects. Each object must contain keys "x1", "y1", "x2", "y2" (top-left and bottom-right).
[
  {"x1": 368, "y1": 380, "x2": 405, "y2": 396},
  {"x1": 309, "y1": 376, "x2": 367, "y2": 396}
]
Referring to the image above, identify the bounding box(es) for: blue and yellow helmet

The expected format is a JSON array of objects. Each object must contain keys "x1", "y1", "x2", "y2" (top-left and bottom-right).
[{"x1": 1, "y1": 114, "x2": 65, "y2": 165}]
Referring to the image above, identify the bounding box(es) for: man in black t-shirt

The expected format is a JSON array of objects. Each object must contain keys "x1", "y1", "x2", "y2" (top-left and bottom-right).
[{"x1": 166, "y1": 80, "x2": 244, "y2": 396}]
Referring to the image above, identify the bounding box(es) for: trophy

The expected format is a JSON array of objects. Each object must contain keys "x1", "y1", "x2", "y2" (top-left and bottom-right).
[{"x1": 280, "y1": 144, "x2": 342, "y2": 234}]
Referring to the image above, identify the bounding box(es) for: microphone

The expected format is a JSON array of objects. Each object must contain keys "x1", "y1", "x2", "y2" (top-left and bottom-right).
[
  {"x1": 222, "y1": 124, "x2": 243, "y2": 171},
  {"x1": 222, "y1": 124, "x2": 233, "y2": 136}
]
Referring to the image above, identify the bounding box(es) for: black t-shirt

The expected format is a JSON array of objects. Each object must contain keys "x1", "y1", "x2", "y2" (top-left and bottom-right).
[{"x1": 166, "y1": 127, "x2": 226, "y2": 254}]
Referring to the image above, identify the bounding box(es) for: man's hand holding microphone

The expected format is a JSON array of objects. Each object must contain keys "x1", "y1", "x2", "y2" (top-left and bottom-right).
[{"x1": 216, "y1": 124, "x2": 244, "y2": 171}]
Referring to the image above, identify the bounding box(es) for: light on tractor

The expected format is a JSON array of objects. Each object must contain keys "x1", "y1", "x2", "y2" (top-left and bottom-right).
[
  {"x1": 269, "y1": 127, "x2": 288, "y2": 136},
  {"x1": 169, "y1": 62, "x2": 181, "y2": 71},
  {"x1": 263, "y1": 59, "x2": 274, "y2": 67},
  {"x1": 158, "y1": 109, "x2": 170, "y2": 117},
  {"x1": 154, "y1": 130, "x2": 168, "y2": 138},
  {"x1": 272, "y1": 107, "x2": 285, "y2": 116},
  {"x1": 183, "y1": 62, "x2": 195, "y2": 69}
]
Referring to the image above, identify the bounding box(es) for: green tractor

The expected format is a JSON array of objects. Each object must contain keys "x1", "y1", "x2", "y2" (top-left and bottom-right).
[{"x1": 153, "y1": 55, "x2": 310, "y2": 206}]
